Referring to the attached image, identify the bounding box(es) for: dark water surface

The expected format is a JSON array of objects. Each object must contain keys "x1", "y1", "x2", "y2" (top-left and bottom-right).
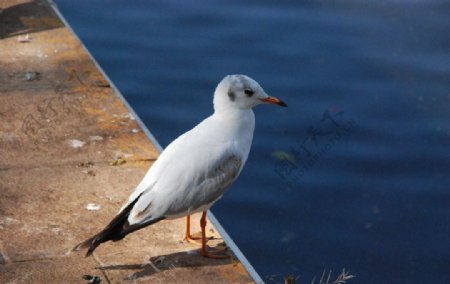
[{"x1": 55, "y1": 1, "x2": 450, "y2": 283}]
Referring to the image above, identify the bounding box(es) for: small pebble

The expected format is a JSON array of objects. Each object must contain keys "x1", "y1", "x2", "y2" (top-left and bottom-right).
[
  {"x1": 24, "y1": 71, "x2": 40, "y2": 81},
  {"x1": 86, "y1": 203, "x2": 100, "y2": 211},
  {"x1": 18, "y1": 34, "x2": 32, "y2": 42},
  {"x1": 82, "y1": 275, "x2": 101, "y2": 284}
]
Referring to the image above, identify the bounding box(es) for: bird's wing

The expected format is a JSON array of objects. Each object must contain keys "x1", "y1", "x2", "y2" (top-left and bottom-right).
[
  {"x1": 128, "y1": 149, "x2": 243, "y2": 224},
  {"x1": 117, "y1": 130, "x2": 192, "y2": 213},
  {"x1": 163, "y1": 153, "x2": 242, "y2": 217}
]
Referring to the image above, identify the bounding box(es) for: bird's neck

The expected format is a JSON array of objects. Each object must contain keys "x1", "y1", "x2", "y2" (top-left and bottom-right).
[
  {"x1": 210, "y1": 108, "x2": 255, "y2": 161},
  {"x1": 214, "y1": 107, "x2": 254, "y2": 122},
  {"x1": 212, "y1": 108, "x2": 255, "y2": 136}
]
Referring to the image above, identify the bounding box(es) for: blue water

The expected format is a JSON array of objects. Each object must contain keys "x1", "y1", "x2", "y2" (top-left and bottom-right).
[{"x1": 55, "y1": 1, "x2": 450, "y2": 283}]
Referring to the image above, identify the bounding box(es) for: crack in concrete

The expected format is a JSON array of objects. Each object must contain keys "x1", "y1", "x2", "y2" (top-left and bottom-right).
[
  {"x1": 93, "y1": 253, "x2": 112, "y2": 284},
  {"x1": 0, "y1": 158, "x2": 156, "y2": 172}
]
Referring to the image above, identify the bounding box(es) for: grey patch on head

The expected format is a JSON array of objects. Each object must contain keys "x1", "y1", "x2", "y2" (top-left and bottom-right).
[
  {"x1": 228, "y1": 90, "x2": 235, "y2": 101},
  {"x1": 233, "y1": 75, "x2": 252, "y2": 89},
  {"x1": 234, "y1": 74, "x2": 247, "y2": 81}
]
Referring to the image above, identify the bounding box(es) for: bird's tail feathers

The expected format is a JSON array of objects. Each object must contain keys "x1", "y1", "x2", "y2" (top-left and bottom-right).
[
  {"x1": 72, "y1": 234, "x2": 101, "y2": 257},
  {"x1": 72, "y1": 193, "x2": 164, "y2": 257}
]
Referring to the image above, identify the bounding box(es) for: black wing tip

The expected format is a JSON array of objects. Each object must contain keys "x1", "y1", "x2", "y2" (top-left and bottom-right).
[
  {"x1": 85, "y1": 246, "x2": 95, "y2": 257},
  {"x1": 72, "y1": 194, "x2": 144, "y2": 257},
  {"x1": 72, "y1": 193, "x2": 164, "y2": 258},
  {"x1": 72, "y1": 236, "x2": 100, "y2": 257}
]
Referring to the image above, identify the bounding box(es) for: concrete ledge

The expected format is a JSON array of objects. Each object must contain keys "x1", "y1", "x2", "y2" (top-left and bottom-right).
[{"x1": 0, "y1": 0, "x2": 259, "y2": 283}]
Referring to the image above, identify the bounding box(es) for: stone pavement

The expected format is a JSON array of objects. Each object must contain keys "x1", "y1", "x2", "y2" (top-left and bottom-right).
[{"x1": 0, "y1": 0, "x2": 258, "y2": 283}]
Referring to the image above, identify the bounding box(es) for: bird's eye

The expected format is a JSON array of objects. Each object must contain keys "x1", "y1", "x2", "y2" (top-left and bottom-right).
[{"x1": 244, "y1": 89, "x2": 254, "y2": 97}]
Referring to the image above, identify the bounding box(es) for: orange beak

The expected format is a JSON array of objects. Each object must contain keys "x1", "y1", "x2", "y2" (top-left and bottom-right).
[{"x1": 259, "y1": 96, "x2": 288, "y2": 107}]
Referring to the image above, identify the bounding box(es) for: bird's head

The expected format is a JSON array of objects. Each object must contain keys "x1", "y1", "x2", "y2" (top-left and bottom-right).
[{"x1": 213, "y1": 74, "x2": 287, "y2": 112}]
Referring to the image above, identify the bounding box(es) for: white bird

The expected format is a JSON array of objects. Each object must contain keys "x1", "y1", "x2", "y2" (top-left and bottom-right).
[{"x1": 73, "y1": 74, "x2": 287, "y2": 258}]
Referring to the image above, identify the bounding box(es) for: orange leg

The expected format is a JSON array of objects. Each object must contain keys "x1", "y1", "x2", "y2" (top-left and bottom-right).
[
  {"x1": 183, "y1": 215, "x2": 201, "y2": 243},
  {"x1": 200, "y1": 211, "x2": 228, "y2": 259},
  {"x1": 183, "y1": 214, "x2": 212, "y2": 244}
]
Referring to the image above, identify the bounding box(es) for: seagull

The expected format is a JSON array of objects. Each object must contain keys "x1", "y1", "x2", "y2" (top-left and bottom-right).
[{"x1": 73, "y1": 74, "x2": 287, "y2": 258}]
